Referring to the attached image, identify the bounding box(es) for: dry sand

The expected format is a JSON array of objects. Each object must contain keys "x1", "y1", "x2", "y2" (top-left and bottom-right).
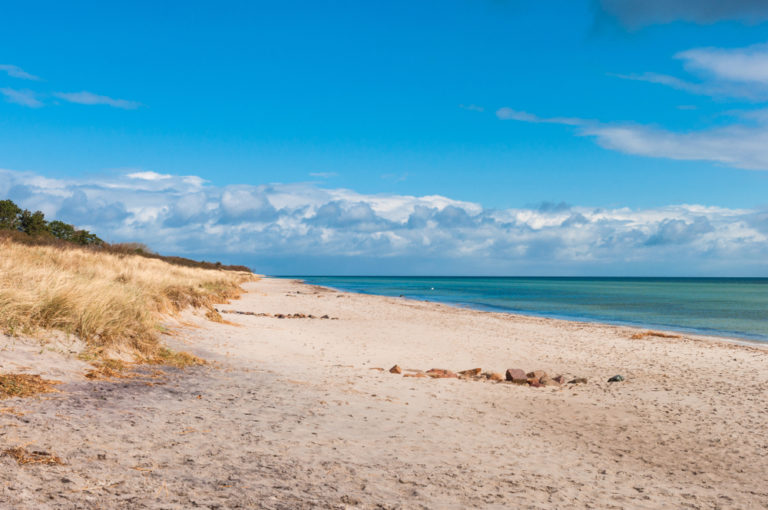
[{"x1": 1, "y1": 277, "x2": 767, "y2": 509}]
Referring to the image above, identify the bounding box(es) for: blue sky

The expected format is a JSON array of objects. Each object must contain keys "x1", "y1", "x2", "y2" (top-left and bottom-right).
[{"x1": 2, "y1": 0, "x2": 768, "y2": 275}]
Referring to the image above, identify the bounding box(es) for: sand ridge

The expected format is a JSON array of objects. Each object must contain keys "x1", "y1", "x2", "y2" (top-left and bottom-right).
[{"x1": 1, "y1": 277, "x2": 767, "y2": 509}]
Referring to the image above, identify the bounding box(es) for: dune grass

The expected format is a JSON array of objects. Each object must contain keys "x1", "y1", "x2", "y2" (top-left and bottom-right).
[
  {"x1": 630, "y1": 330, "x2": 682, "y2": 340},
  {"x1": 0, "y1": 238, "x2": 255, "y2": 357},
  {"x1": 3, "y1": 446, "x2": 63, "y2": 465},
  {"x1": 0, "y1": 374, "x2": 59, "y2": 399}
]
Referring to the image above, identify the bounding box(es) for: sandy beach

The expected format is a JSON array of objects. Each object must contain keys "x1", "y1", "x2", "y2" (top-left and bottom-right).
[{"x1": 2, "y1": 277, "x2": 767, "y2": 509}]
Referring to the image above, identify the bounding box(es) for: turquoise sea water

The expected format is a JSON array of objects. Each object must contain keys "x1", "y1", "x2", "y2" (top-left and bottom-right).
[{"x1": 291, "y1": 277, "x2": 768, "y2": 342}]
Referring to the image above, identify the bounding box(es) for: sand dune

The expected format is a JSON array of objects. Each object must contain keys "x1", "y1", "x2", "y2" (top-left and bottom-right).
[{"x1": 1, "y1": 277, "x2": 767, "y2": 509}]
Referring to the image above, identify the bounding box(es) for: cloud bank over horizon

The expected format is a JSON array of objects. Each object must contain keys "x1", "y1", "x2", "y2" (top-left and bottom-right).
[{"x1": 1, "y1": 168, "x2": 766, "y2": 276}]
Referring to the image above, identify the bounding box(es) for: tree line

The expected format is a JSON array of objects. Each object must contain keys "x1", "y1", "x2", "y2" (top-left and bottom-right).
[
  {"x1": 1, "y1": 198, "x2": 252, "y2": 272},
  {"x1": 0, "y1": 199, "x2": 104, "y2": 246}
]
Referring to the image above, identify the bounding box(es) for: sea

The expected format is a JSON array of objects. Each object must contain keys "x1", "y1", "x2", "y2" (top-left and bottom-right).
[{"x1": 290, "y1": 276, "x2": 768, "y2": 342}]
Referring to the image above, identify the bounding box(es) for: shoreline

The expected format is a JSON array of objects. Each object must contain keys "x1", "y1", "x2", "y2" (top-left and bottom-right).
[
  {"x1": 288, "y1": 277, "x2": 768, "y2": 350},
  {"x1": 2, "y1": 276, "x2": 767, "y2": 508}
]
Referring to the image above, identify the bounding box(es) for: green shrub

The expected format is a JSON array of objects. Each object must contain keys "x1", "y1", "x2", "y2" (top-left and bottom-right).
[{"x1": 0, "y1": 198, "x2": 103, "y2": 245}]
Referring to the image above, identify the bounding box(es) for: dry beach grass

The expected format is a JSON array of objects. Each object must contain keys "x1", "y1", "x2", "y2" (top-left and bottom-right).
[
  {"x1": 0, "y1": 374, "x2": 59, "y2": 399},
  {"x1": 0, "y1": 238, "x2": 255, "y2": 357}
]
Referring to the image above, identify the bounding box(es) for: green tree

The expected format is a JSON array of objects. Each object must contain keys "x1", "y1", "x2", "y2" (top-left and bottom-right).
[
  {"x1": 19, "y1": 210, "x2": 49, "y2": 236},
  {"x1": 1, "y1": 197, "x2": 104, "y2": 246},
  {"x1": 0, "y1": 199, "x2": 21, "y2": 230},
  {"x1": 49, "y1": 220, "x2": 76, "y2": 241},
  {"x1": 71, "y1": 229, "x2": 104, "y2": 246}
]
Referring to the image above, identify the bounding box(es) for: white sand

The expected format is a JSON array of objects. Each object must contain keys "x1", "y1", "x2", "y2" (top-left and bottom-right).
[{"x1": 1, "y1": 277, "x2": 767, "y2": 509}]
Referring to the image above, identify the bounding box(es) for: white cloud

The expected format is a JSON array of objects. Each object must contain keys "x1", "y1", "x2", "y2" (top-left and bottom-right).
[
  {"x1": 1, "y1": 88, "x2": 43, "y2": 108},
  {"x1": 616, "y1": 42, "x2": 768, "y2": 100},
  {"x1": 504, "y1": 41, "x2": 768, "y2": 168},
  {"x1": 0, "y1": 64, "x2": 40, "y2": 81},
  {"x1": 0, "y1": 65, "x2": 141, "y2": 109},
  {"x1": 582, "y1": 122, "x2": 768, "y2": 170},
  {"x1": 613, "y1": 72, "x2": 715, "y2": 95},
  {"x1": 1, "y1": 168, "x2": 766, "y2": 275},
  {"x1": 127, "y1": 171, "x2": 172, "y2": 181},
  {"x1": 498, "y1": 106, "x2": 768, "y2": 170},
  {"x1": 54, "y1": 91, "x2": 141, "y2": 110},
  {"x1": 182, "y1": 176, "x2": 207, "y2": 188},
  {"x1": 496, "y1": 107, "x2": 583, "y2": 125},
  {"x1": 677, "y1": 43, "x2": 768, "y2": 84}
]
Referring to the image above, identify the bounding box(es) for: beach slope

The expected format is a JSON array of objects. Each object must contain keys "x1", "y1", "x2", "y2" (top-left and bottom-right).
[{"x1": 1, "y1": 277, "x2": 767, "y2": 509}]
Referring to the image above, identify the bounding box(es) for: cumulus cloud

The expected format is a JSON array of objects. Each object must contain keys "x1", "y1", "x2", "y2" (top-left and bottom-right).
[
  {"x1": 597, "y1": 0, "x2": 768, "y2": 28},
  {"x1": 127, "y1": 171, "x2": 172, "y2": 181},
  {"x1": 0, "y1": 64, "x2": 40, "y2": 81},
  {"x1": 0, "y1": 168, "x2": 766, "y2": 275},
  {"x1": 1, "y1": 88, "x2": 43, "y2": 108},
  {"x1": 53, "y1": 91, "x2": 141, "y2": 110}
]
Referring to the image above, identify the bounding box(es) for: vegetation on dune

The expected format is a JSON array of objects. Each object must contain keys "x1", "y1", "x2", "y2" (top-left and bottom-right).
[
  {"x1": 82, "y1": 348, "x2": 204, "y2": 380},
  {"x1": 147, "y1": 347, "x2": 206, "y2": 368},
  {"x1": 0, "y1": 374, "x2": 59, "y2": 399},
  {"x1": 0, "y1": 199, "x2": 103, "y2": 245},
  {"x1": 0, "y1": 239, "x2": 255, "y2": 356},
  {"x1": 0, "y1": 200, "x2": 257, "y2": 359},
  {"x1": 3, "y1": 446, "x2": 63, "y2": 465}
]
